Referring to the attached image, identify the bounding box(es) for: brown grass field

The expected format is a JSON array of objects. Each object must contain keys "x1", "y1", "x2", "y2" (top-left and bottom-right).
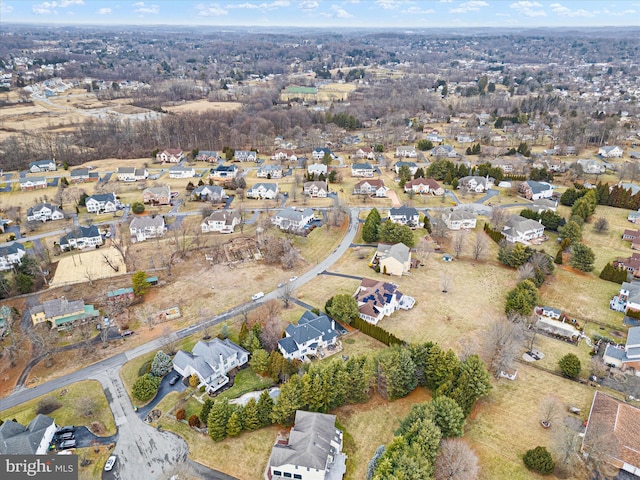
[{"x1": 49, "y1": 246, "x2": 127, "y2": 287}]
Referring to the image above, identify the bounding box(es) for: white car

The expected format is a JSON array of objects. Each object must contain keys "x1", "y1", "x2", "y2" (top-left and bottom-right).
[
  {"x1": 251, "y1": 292, "x2": 265, "y2": 301},
  {"x1": 289, "y1": 276, "x2": 298, "y2": 282},
  {"x1": 104, "y1": 455, "x2": 117, "y2": 471}
]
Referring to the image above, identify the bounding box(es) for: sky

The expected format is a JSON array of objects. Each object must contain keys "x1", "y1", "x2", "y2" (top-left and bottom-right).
[{"x1": 0, "y1": 0, "x2": 639, "y2": 28}]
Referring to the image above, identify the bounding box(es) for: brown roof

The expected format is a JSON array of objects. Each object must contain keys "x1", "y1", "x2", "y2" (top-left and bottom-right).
[
  {"x1": 355, "y1": 179, "x2": 385, "y2": 189},
  {"x1": 165, "y1": 148, "x2": 182, "y2": 155},
  {"x1": 583, "y1": 392, "x2": 640, "y2": 470}
]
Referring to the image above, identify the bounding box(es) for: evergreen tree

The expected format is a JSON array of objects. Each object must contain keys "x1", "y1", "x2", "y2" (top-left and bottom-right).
[
  {"x1": 424, "y1": 345, "x2": 460, "y2": 391},
  {"x1": 363, "y1": 208, "x2": 382, "y2": 243},
  {"x1": 438, "y1": 354, "x2": 491, "y2": 416},
  {"x1": 243, "y1": 398, "x2": 260, "y2": 431},
  {"x1": 398, "y1": 165, "x2": 412, "y2": 188},
  {"x1": 425, "y1": 396, "x2": 466, "y2": 438},
  {"x1": 271, "y1": 375, "x2": 303, "y2": 426},
  {"x1": 257, "y1": 389, "x2": 274, "y2": 427},
  {"x1": 326, "y1": 294, "x2": 359, "y2": 325},
  {"x1": 238, "y1": 321, "x2": 249, "y2": 345},
  {"x1": 226, "y1": 410, "x2": 243, "y2": 437},
  {"x1": 249, "y1": 349, "x2": 270, "y2": 375},
  {"x1": 414, "y1": 167, "x2": 425, "y2": 179},
  {"x1": 554, "y1": 248, "x2": 563, "y2": 265},
  {"x1": 570, "y1": 243, "x2": 595, "y2": 272},
  {"x1": 200, "y1": 398, "x2": 214, "y2": 425},
  {"x1": 378, "y1": 347, "x2": 418, "y2": 400},
  {"x1": 558, "y1": 220, "x2": 582, "y2": 245},
  {"x1": 378, "y1": 221, "x2": 416, "y2": 247},
  {"x1": 345, "y1": 356, "x2": 369, "y2": 403},
  {"x1": 208, "y1": 400, "x2": 232, "y2": 441},
  {"x1": 423, "y1": 215, "x2": 432, "y2": 234}
]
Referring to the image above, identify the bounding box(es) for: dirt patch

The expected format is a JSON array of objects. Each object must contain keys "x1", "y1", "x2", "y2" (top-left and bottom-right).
[
  {"x1": 163, "y1": 100, "x2": 242, "y2": 114},
  {"x1": 49, "y1": 247, "x2": 127, "y2": 287}
]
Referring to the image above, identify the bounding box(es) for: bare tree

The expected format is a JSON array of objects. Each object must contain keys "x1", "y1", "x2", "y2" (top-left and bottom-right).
[
  {"x1": 102, "y1": 253, "x2": 121, "y2": 273},
  {"x1": 472, "y1": 234, "x2": 488, "y2": 261},
  {"x1": 162, "y1": 325, "x2": 180, "y2": 355},
  {"x1": 582, "y1": 422, "x2": 621, "y2": 479},
  {"x1": 516, "y1": 263, "x2": 535, "y2": 282},
  {"x1": 279, "y1": 282, "x2": 294, "y2": 308},
  {"x1": 490, "y1": 207, "x2": 509, "y2": 230},
  {"x1": 440, "y1": 273, "x2": 453, "y2": 293},
  {"x1": 435, "y1": 439, "x2": 480, "y2": 480},
  {"x1": 593, "y1": 217, "x2": 609, "y2": 233},
  {"x1": 452, "y1": 232, "x2": 465, "y2": 258},
  {"x1": 137, "y1": 304, "x2": 155, "y2": 331},
  {"x1": 431, "y1": 218, "x2": 449, "y2": 241},
  {"x1": 539, "y1": 395, "x2": 562, "y2": 427},
  {"x1": 553, "y1": 426, "x2": 583, "y2": 478},
  {"x1": 111, "y1": 223, "x2": 131, "y2": 267},
  {"x1": 590, "y1": 356, "x2": 608, "y2": 379},
  {"x1": 1, "y1": 310, "x2": 26, "y2": 367},
  {"x1": 482, "y1": 318, "x2": 525, "y2": 378}
]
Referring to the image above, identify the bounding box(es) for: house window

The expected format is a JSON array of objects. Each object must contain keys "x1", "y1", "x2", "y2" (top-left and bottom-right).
[
  {"x1": 283, "y1": 474, "x2": 292, "y2": 478},
  {"x1": 273, "y1": 471, "x2": 281, "y2": 476},
  {"x1": 294, "y1": 476, "x2": 302, "y2": 480}
]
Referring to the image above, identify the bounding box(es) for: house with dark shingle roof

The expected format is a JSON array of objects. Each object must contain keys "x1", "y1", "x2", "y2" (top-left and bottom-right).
[
  {"x1": 59, "y1": 225, "x2": 103, "y2": 251},
  {"x1": 26, "y1": 203, "x2": 64, "y2": 222},
  {"x1": 201, "y1": 210, "x2": 241, "y2": 234},
  {"x1": 85, "y1": 192, "x2": 119, "y2": 213},
  {"x1": 388, "y1": 207, "x2": 419, "y2": 227},
  {"x1": 267, "y1": 411, "x2": 347, "y2": 480},
  {"x1": 129, "y1": 215, "x2": 166, "y2": 241},
  {"x1": 29, "y1": 159, "x2": 56, "y2": 173},
  {"x1": 603, "y1": 327, "x2": 640, "y2": 373},
  {"x1": 0, "y1": 415, "x2": 57, "y2": 454},
  {"x1": 277, "y1": 310, "x2": 340, "y2": 361},
  {"x1": 520, "y1": 180, "x2": 553, "y2": 200},
  {"x1": 0, "y1": 243, "x2": 26, "y2": 271},
  {"x1": 502, "y1": 215, "x2": 545, "y2": 244},
  {"x1": 172, "y1": 338, "x2": 248, "y2": 394},
  {"x1": 192, "y1": 185, "x2": 226, "y2": 202},
  {"x1": 19, "y1": 176, "x2": 47, "y2": 191},
  {"x1": 351, "y1": 162, "x2": 374, "y2": 178},
  {"x1": 272, "y1": 207, "x2": 314, "y2": 231},
  {"x1": 246, "y1": 182, "x2": 279, "y2": 199},
  {"x1": 30, "y1": 296, "x2": 99, "y2": 330},
  {"x1": 354, "y1": 278, "x2": 415, "y2": 325}
]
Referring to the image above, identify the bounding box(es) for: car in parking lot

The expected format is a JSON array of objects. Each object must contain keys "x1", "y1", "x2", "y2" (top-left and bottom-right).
[
  {"x1": 104, "y1": 455, "x2": 117, "y2": 471},
  {"x1": 59, "y1": 440, "x2": 76, "y2": 450},
  {"x1": 56, "y1": 426, "x2": 75, "y2": 435},
  {"x1": 55, "y1": 432, "x2": 74, "y2": 442},
  {"x1": 168, "y1": 373, "x2": 180, "y2": 385},
  {"x1": 251, "y1": 292, "x2": 265, "y2": 301}
]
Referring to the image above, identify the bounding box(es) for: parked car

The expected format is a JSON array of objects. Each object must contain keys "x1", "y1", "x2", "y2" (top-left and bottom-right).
[
  {"x1": 121, "y1": 330, "x2": 134, "y2": 337},
  {"x1": 251, "y1": 292, "x2": 265, "y2": 301},
  {"x1": 55, "y1": 432, "x2": 74, "y2": 441},
  {"x1": 168, "y1": 374, "x2": 180, "y2": 386},
  {"x1": 289, "y1": 276, "x2": 298, "y2": 282},
  {"x1": 59, "y1": 440, "x2": 76, "y2": 450},
  {"x1": 104, "y1": 455, "x2": 117, "y2": 471},
  {"x1": 56, "y1": 426, "x2": 74, "y2": 435}
]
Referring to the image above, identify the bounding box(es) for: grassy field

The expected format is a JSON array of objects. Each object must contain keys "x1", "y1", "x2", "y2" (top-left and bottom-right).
[{"x1": 0, "y1": 380, "x2": 116, "y2": 436}]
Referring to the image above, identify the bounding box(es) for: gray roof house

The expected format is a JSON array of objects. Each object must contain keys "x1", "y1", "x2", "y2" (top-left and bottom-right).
[
  {"x1": 129, "y1": 215, "x2": 166, "y2": 242},
  {"x1": 441, "y1": 209, "x2": 477, "y2": 230},
  {"x1": 267, "y1": 411, "x2": 346, "y2": 480},
  {"x1": 59, "y1": 225, "x2": 103, "y2": 251},
  {"x1": 388, "y1": 207, "x2": 419, "y2": 227},
  {"x1": 373, "y1": 243, "x2": 412, "y2": 276},
  {"x1": 29, "y1": 159, "x2": 56, "y2": 173},
  {"x1": 192, "y1": 185, "x2": 226, "y2": 202},
  {"x1": 502, "y1": 215, "x2": 545, "y2": 244},
  {"x1": 246, "y1": 183, "x2": 279, "y2": 199},
  {"x1": 0, "y1": 415, "x2": 57, "y2": 454},
  {"x1": 272, "y1": 207, "x2": 314, "y2": 231},
  {"x1": 278, "y1": 310, "x2": 340, "y2": 361},
  {"x1": 85, "y1": 192, "x2": 119, "y2": 213},
  {"x1": 172, "y1": 338, "x2": 248, "y2": 394},
  {"x1": 26, "y1": 203, "x2": 65, "y2": 222},
  {"x1": 201, "y1": 210, "x2": 241, "y2": 233},
  {"x1": 0, "y1": 243, "x2": 26, "y2": 271},
  {"x1": 603, "y1": 326, "x2": 640, "y2": 373}
]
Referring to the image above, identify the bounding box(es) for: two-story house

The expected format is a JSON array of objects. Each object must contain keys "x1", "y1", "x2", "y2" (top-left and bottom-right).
[
  {"x1": 59, "y1": 225, "x2": 103, "y2": 251},
  {"x1": 70, "y1": 168, "x2": 91, "y2": 183},
  {"x1": 395, "y1": 161, "x2": 418, "y2": 175},
  {"x1": 431, "y1": 145, "x2": 458, "y2": 158},
  {"x1": 354, "y1": 277, "x2": 415, "y2": 325},
  {"x1": 117, "y1": 167, "x2": 148, "y2": 182},
  {"x1": 312, "y1": 147, "x2": 337, "y2": 161},
  {"x1": 191, "y1": 185, "x2": 227, "y2": 203},
  {"x1": 19, "y1": 177, "x2": 47, "y2": 191},
  {"x1": 29, "y1": 159, "x2": 56, "y2": 173},
  {"x1": 246, "y1": 183, "x2": 279, "y2": 199},
  {"x1": 257, "y1": 164, "x2": 283, "y2": 179},
  {"x1": 272, "y1": 207, "x2": 314, "y2": 231},
  {"x1": 272, "y1": 149, "x2": 297, "y2": 162},
  {"x1": 0, "y1": 415, "x2": 57, "y2": 455},
  {"x1": 354, "y1": 147, "x2": 375, "y2": 160},
  {"x1": 303, "y1": 181, "x2": 329, "y2": 198},
  {"x1": 278, "y1": 310, "x2": 340, "y2": 361},
  {"x1": 234, "y1": 150, "x2": 257, "y2": 162},
  {"x1": 458, "y1": 175, "x2": 494, "y2": 193},
  {"x1": 30, "y1": 296, "x2": 99, "y2": 330},
  {"x1": 129, "y1": 215, "x2": 166, "y2": 242},
  {"x1": 388, "y1": 207, "x2": 419, "y2": 227},
  {"x1": 85, "y1": 193, "x2": 119, "y2": 214},
  {"x1": 26, "y1": 203, "x2": 64, "y2": 222},
  {"x1": 520, "y1": 180, "x2": 553, "y2": 200},
  {"x1": 156, "y1": 148, "x2": 184, "y2": 163},
  {"x1": 404, "y1": 177, "x2": 444, "y2": 195},
  {"x1": 372, "y1": 243, "x2": 412, "y2": 276},
  {"x1": 603, "y1": 327, "x2": 640, "y2": 375},
  {"x1": 441, "y1": 210, "x2": 477, "y2": 230},
  {"x1": 307, "y1": 163, "x2": 328, "y2": 177},
  {"x1": 395, "y1": 146, "x2": 417, "y2": 158},
  {"x1": 351, "y1": 162, "x2": 375, "y2": 177},
  {"x1": 196, "y1": 151, "x2": 219, "y2": 162},
  {"x1": 142, "y1": 185, "x2": 171, "y2": 205},
  {"x1": 201, "y1": 210, "x2": 241, "y2": 234},
  {"x1": 168, "y1": 165, "x2": 196, "y2": 179},
  {"x1": 0, "y1": 243, "x2": 26, "y2": 271},
  {"x1": 172, "y1": 338, "x2": 249, "y2": 394},
  {"x1": 598, "y1": 145, "x2": 624, "y2": 158},
  {"x1": 502, "y1": 215, "x2": 545, "y2": 243},
  {"x1": 209, "y1": 164, "x2": 238, "y2": 179},
  {"x1": 353, "y1": 179, "x2": 388, "y2": 197}
]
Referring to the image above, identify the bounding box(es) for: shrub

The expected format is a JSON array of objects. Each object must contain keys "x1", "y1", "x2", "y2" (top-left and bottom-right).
[
  {"x1": 131, "y1": 202, "x2": 145, "y2": 214},
  {"x1": 188, "y1": 415, "x2": 200, "y2": 428},
  {"x1": 132, "y1": 374, "x2": 161, "y2": 402},
  {"x1": 189, "y1": 374, "x2": 199, "y2": 388},
  {"x1": 176, "y1": 409, "x2": 186, "y2": 421},
  {"x1": 138, "y1": 359, "x2": 152, "y2": 376},
  {"x1": 558, "y1": 353, "x2": 581, "y2": 379},
  {"x1": 150, "y1": 351, "x2": 172, "y2": 377},
  {"x1": 523, "y1": 446, "x2": 555, "y2": 475},
  {"x1": 36, "y1": 397, "x2": 62, "y2": 415}
]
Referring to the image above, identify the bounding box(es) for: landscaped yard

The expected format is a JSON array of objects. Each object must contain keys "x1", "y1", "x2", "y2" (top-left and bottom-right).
[{"x1": 0, "y1": 380, "x2": 116, "y2": 436}]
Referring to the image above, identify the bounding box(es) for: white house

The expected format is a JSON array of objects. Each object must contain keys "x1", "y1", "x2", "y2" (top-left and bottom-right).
[
  {"x1": 117, "y1": 167, "x2": 148, "y2": 182},
  {"x1": 388, "y1": 207, "x2": 419, "y2": 227},
  {"x1": 196, "y1": 151, "x2": 219, "y2": 162},
  {"x1": 0, "y1": 415, "x2": 57, "y2": 455},
  {"x1": 312, "y1": 147, "x2": 337, "y2": 161},
  {"x1": 267, "y1": 411, "x2": 346, "y2": 480},
  {"x1": 355, "y1": 147, "x2": 375, "y2": 160},
  {"x1": 172, "y1": 338, "x2": 249, "y2": 394},
  {"x1": 246, "y1": 183, "x2": 279, "y2": 199},
  {"x1": 19, "y1": 177, "x2": 47, "y2": 191},
  {"x1": 29, "y1": 159, "x2": 56, "y2": 173},
  {"x1": 168, "y1": 165, "x2": 196, "y2": 179},
  {"x1": 404, "y1": 178, "x2": 443, "y2": 195},
  {"x1": 277, "y1": 310, "x2": 340, "y2": 361},
  {"x1": 85, "y1": 193, "x2": 119, "y2": 214},
  {"x1": 304, "y1": 181, "x2": 329, "y2": 198},
  {"x1": 395, "y1": 146, "x2": 417, "y2": 158},
  {"x1": 129, "y1": 215, "x2": 166, "y2": 242},
  {"x1": 431, "y1": 145, "x2": 458, "y2": 158},
  {"x1": 26, "y1": 203, "x2": 64, "y2": 222},
  {"x1": 234, "y1": 150, "x2": 257, "y2": 162},
  {"x1": 602, "y1": 327, "x2": 640, "y2": 375},
  {"x1": 441, "y1": 210, "x2": 477, "y2": 230},
  {"x1": 354, "y1": 278, "x2": 415, "y2": 325},
  {"x1": 257, "y1": 164, "x2": 283, "y2": 179},
  {"x1": 210, "y1": 164, "x2": 238, "y2": 179},
  {"x1": 272, "y1": 149, "x2": 297, "y2": 162},
  {"x1": 502, "y1": 215, "x2": 545, "y2": 243},
  {"x1": 156, "y1": 148, "x2": 183, "y2": 163},
  {"x1": 272, "y1": 207, "x2": 314, "y2": 231},
  {"x1": 0, "y1": 243, "x2": 26, "y2": 271},
  {"x1": 458, "y1": 176, "x2": 494, "y2": 193},
  {"x1": 395, "y1": 161, "x2": 418, "y2": 175},
  {"x1": 611, "y1": 282, "x2": 640, "y2": 314},
  {"x1": 192, "y1": 185, "x2": 227, "y2": 203},
  {"x1": 59, "y1": 225, "x2": 103, "y2": 251},
  {"x1": 201, "y1": 210, "x2": 241, "y2": 234},
  {"x1": 307, "y1": 163, "x2": 328, "y2": 177},
  {"x1": 351, "y1": 162, "x2": 375, "y2": 177},
  {"x1": 599, "y1": 145, "x2": 624, "y2": 158},
  {"x1": 520, "y1": 180, "x2": 553, "y2": 200},
  {"x1": 576, "y1": 159, "x2": 605, "y2": 174},
  {"x1": 353, "y1": 179, "x2": 388, "y2": 197},
  {"x1": 426, "y1": 133, "x2": 443, "y2": 143}
]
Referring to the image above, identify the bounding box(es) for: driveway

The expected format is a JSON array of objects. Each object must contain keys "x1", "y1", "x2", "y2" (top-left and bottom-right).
[
  {"x1": 135, "y1": 374, "x2": 187, "y2": 418},
  {"x1": 386, "y1": 190, "x2": 402, "y2": 207},
  {"x1": 73, "y1": 425, "x2": 118, "y2": 448},
  {"x1": 476, "y1": 188, "x2": 499, "y2": 204}
]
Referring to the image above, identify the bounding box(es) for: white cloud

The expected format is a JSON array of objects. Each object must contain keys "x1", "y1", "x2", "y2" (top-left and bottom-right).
[
  {"x1": 133, "y1": 2, "x2": 159, "y2": 14},
  {"x1": 32, "y1": 0, "x2": 84, "y2": 15},
  {"x1": 509, "y1": 1, "x2": 546, "y2": 17},
  {"x1": 195, "y1": 3, "x2": 228, "y2": 16},
  {"x1": 299, "y1": 0, "x2": 318, "y2": 10},
  {"x1": 549, "y1": 2, "x2": 594, "y2": 17},
  {"x1": 449, "y1": 1, "x2": 488, "y2": 14},
  {"x1": 98, "y1": 7, "x2": 111, "y2": 14},
  {"x1": 132, "y1": 2, "x2": 144, "y2": 6},
  {"x1": 0, "y1": 1, "x2": 14, "y2": 14},
  {"x1": 331, "y1": 4, "x2": 352, "y2": 18},
  {"x1": 440, "y1": 0, "x2": 453, "y2": 3},
  {"x1": 376, "y1": 0, "x2": 403, "y2": 10},
  {"x1": 226, "y1": 1, "x2": 290, "y2": 9},
  {"x1": 603, "y1": 7, "x2": 637, "y2": 16},
  {"x1": 404, "y1": 6, "x2": 435, "y2": 15}
]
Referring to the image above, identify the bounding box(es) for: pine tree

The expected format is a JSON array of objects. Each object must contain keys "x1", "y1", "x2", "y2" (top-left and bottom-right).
[
  {"x1": 425, "y1": 395, "x2": 466, "y2": 438},
  {"x1": 271, "y1": 375, "x2": 303, "y2": 426},
  {"x1": 199, "y1": 398, "x2": 214, "y2": 425},
  {"x1": 378, "y1": 347, "x2": 418, "y2": 400},
  {"x1": 226, "y1": 411, "x2": 243, "y2": 437},
  {"x1": 208, "y1": 400, "x2": 232, "y2": 441},
  {"x1": 438, "y1": 355, "x2": 491, "y2": 416},
  {"x1": 257, "y1": 389, "x2": 274, "y2": 427},
  {"x1": 345, "y1": 356, "x2": 368, "y2": 403},
  {"x1": 363, "y1": 208, "x2": 382, "y2": 243}
]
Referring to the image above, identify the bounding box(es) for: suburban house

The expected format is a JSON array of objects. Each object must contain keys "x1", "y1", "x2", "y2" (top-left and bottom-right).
[
  {"x1": 169, "y1": 165, "x2": 196, "y2": 179},
  {"x1": 395, "y1": 161, "x2": 418, "y2": 175},
  {"x1": 431, "y1": 145, "x2": 458, "y2": 158},
  {"x1": 581, "y1": 392, "x2": 640, "y2": 477},
  {"x1": 201, "y1": 210, "x2": 241, "y2": 234},
  {"x1": 0, "y1": 415, "x2": 57, "y2": 454},
  {"x1": 210, "y1": 164, "x2": 238, "y2": 179},
  {"x1": 457, "y1": 134, "x2": 475, "y2": 143},
  {"x1": 19, "y1": 177, "x2": 47, "y2": 191},
  {"x1": 257, "y1": 164, "x2": 283, "y2": 179},
  {"x1": 312, "y1": 147, "x2": 337, "y2": 161},
  {"x1": 142, "y1": 185, "x2": 171, "y2": 205},
  {"x1": 598, "y1": 145, "x2": 624, "y2": 158},
  {"x1": 70, "y1": 167, "x2": 92, "y2": 183},
  {"x1": 611, "y1": 282, "x2": 640, "y2": 313},
  {"x1": 388, "y1": 207, "x2": 420, "y2": 227},
  {"x1": 603, "y1": 327, "x2": 640, "y2": 375},
  {"x1": 278, "y1": 310, "x2": 340, "y2": 361},
  {"x1": 458, "y1": 175, "x2": 494, "y2": 193},
  {"x1": 247, "y1": 183, "x2": 279, "y2": 199},
  {"x1": 622, "y1": 229, "x2": 640, "y2": 242},
  {"x1": 107, "y1": 287, "x2": 135, "y2": 304},
  {"x1": 192, "y1": 185, "x2": 227, "y2": 203},
  {"x1": 531, "y1": 198, "x2": 558, "y2": 213},
  {"x1": 272, "y1": 149, "x2": 297, "y2": 162},
  {"x1": 502, "y1": 215, "x2": 545, "y2": 244},
  {"x1": 303, "y1": 181, "x2": 329, "y2": 198},
  {"x1": 0, "y1": 243, "x2": 26, "y2": 271},
  {"x1": 59, "y1": 225, "x2": 103, "y2": 251},
  {"x1": 172, "y1": 338, "x2": 249, "y2": 394},
  {"x1": 30, "y1": 296, "x2": 99, "y2": 330},
  {"x1": 355, "y1": 147, "x2": 375, "y2": 160},
  {"x1": 29, "y1": 159, "x2": 57, "y2": 173},
  {"x1": 117, "y1": 166, "x2": 148, "y2": 182},
  {"x1": 156, "y1": 148, "x2": 184, "y2": 163},
  {"x1": 395, "y1": 146, "x2": 417, "y2": 158},
  {"x1": 129, "y1": 215, "x2": 166, "y2": 242},
  {"x1": 234, "y1": 150, "x2": 257, "y2": 162},
  {"x1": 351, "y1": 162, "x2": 375, "y2": 177},
  {"x1": 196, "y1": 151, "x2": 219, "y2": 162},
  {"x1": 85, "y1": 192, "x2": 119, "y2": 214},
  {"x1": 272, "y1": 207, "x2": 314, "y2": 231},
  {"x1": 613, "y1": 253, "x2": 640, "y2": 278},
  {"x1": 353, "y1": 179, "x2": 388, "y2": 197},
  {"x1": 26, "y1": 203, "x2": 64, "y2": 222},
  {"x1": 426, "y1": 133, "x2": 443, "y2": 143},
  {"x1": 307, "y1": 163, "x2": 327, "y2": 177},
  {"x1": 576, "y1": 159, "x2": 605, "y2": 174},
  {"x1": 628, "y1": 209, "x2": 640, "y2": 224},
  {"x1": 404, "y1": 177, "x2": 443, "y2": 195},
  {"x1": 441, "y1": 210, "x2": 477, "y2": 230},
  {"x1": 493, "y1": 156, "x2": 529, "y2": 174},
  {"x1": 354, "y1": 277, "x2": 415, "y2": 325},
  {"x1": 266, "y1": 410, "x2": 346, "y2": 480},
  {"x1": 520, "y1": 180, "x2": 554, "y2": 200},
  {"x1": 372, "y1": 243, "x2": 412, "y2": 276}
]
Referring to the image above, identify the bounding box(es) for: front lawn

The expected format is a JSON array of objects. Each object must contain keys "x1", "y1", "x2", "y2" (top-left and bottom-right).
[{"x1": 215, "y1": 367, "x2": 275, "y2": 402}]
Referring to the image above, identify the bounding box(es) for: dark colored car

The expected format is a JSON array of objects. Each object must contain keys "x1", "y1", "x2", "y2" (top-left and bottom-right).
[
  {"x1": 121, "y1": 330, "x2": 134, "y2": 337},
  {"x1": 56, "y1": 426, "x2": 75, "y2": 435},
  {"x1": 168, "y1": 374, "x2": 180, "y2": 386},
  {"x1": 59, "y1": 440, "x2": 76, "y2": 450},
  {"x1": 55, "y1": 432, "x2": 74, "y2": 441}
]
